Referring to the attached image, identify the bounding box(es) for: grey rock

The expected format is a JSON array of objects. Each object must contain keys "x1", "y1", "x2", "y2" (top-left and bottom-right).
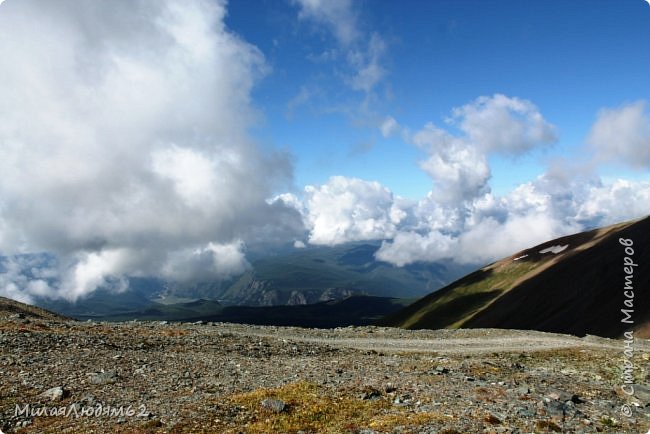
[
  {"x1": 515, "y1": 406, "x2": 535, "y2": 418},
  {"x1": 89, "y1": 370, "x2": 118, "y2": 385},
  {"x1": 434, "y1": 366, "x2": 449, "y2": 374},
  {"x1": 633, "y1": 384, "x2": 650, "y2": 406},
  {"x1": 515, "y1": 385, "x2": 531, "y2": 395},
  {"x1": 261, "y1": 398, "x2": 286, "y2": 413},
  {"x1": 360, "y1": 387, "x2": 381, "y2": 400},
  {"x1": 546, "y1": 399, "x2": 566, "y2": 417},
  {"x1": 38, "y1": 386, "x2": 67, "y2": 401},
  {"x1": 547, "y1": 387, "x2": 582, "y2": 403}
]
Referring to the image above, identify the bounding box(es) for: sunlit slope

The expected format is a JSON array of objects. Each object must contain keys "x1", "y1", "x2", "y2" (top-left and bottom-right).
[{"x1": 381, "y1": 216, "x2": 650, "y2": 338}]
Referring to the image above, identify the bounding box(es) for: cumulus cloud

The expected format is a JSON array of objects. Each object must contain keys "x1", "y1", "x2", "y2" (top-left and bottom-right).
[
  {"x1": 374, "y1": 231, "x2": 456, "y2": 267},
  {"x1": 375, "y1": 173, "x2": 650, "y2": 266},
  {"x1": 588, "y1": 101, "x2": 650, "y2": 168},
  {"x1": 305, "y1": 96, "x2": 648, "y2": 267},
  {"x1": 286, "y1": 95, "x2": 649, "y2": 268},
  {"x1": 575, "y1": 179, "x2": 650, "y2": 226},
  {"x1": 159, "y1": 240, "x2": 250, "y2": 283},
  {"x1": 451, "y1": 94, "x2": 558, "y2": 154},
  {"x1": 407, "y1": 95, "x2": 556, "y2": 204},
  {"x1": 289, "y1": 95, "x2": 566, "y2": 264},
  {"x1": 413, "y1": 124, "x2": 491, "y2": 203},
  {"x1": 0, "y1": 0, "x2": 302, "y2": 301},
  {"x1": 303, "y1": 176, "x2": 402, "y2": 245}
]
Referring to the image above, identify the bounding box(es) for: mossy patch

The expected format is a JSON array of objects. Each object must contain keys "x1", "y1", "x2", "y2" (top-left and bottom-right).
[{"x1": 226, "y1": 381, "x2": 448, "y2": 433}]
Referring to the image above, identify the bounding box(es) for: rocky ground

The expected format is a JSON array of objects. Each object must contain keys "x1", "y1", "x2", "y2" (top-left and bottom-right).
[{"x1": 1, "y1": 312, "x2": 649, "y2": 433}]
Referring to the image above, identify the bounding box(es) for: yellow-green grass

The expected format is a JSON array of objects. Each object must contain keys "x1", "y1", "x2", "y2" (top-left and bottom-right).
[
  {"x1": 226, "y1": 381, "x2": 449, "y2": 433},
  {"x1": 389, "y1": 260, "x2": 541, "y2": 330}
]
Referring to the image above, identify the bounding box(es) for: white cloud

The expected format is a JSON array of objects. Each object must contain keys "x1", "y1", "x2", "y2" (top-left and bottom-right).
[
  {"x1": 0, "y1": 255, "x2": 57, "y2": 304},
  {"x1": 61, "y1": 250, "x2": 130, "y2": 301},
  {"x1": 160, "y1": 240, "x2": 249, "y2": 283},
  {"x1": 291, "y1": 0, "x2": 387, "y2": 95},
  {"x1": 298, "y1": 95, "x2": 568, "y2": 265},
  {"x1": 376, "y1": 195, "x2": 575, "y2": 267},
  {"x1": 0, "y1": 0, "x2": 302, "y2": 301},
  {"x1": 576, "y1": 179, "x2": 650, "y2": 226},
  {"x1": 380, "y1": 116, "x2": 399, "y2": 138},
  {"x1": 451, "y1": 94, "x2": 557, "y2": 154},
  {"x1": 415, "y1": 127, "x2": 491, "y2": 203},
  {"x1": 292, "y1": 0, "x2": 359, "y2": 46},
  {"x1": 376, "y1": 212, "x2": 567, "y2": 267},
  {"x1": 375, "y1": 173, "x2": 650, "y2": 267},
  {"x1": 455, "y1": 213, "x2": 571, "y2": 264},
  {"x1": 406, "y1": 95, "x2": 556, "y2": 204},
  {"x1": 150, "y1": 146, "x2": 221, "y2": 208},
  {"x1": 588, "y1": 101, "x2": 650, "y2": 168},
  {"x1": 297, "y1": 170, "x2": 576, "y2": 266},
  {"x1": 304, "y1": 176, "x2": 399, "y2": 245},
  {"x1": 375, "y1": 231, "x2": 456, "y2": 267},
  {"x1": 346, "y1": 33, "x2": 386, "y2": 93},
  {"x1": 367, "y1": 95, "x2": 649, "y2": 267},
  {"x1": 290, "y1": 95, "x2": 649, "y2": 269}
]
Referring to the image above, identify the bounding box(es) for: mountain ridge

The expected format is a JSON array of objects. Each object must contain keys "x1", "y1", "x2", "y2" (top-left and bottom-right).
[
  {"x1": 33, "y1": 241, "x2": 474, "y2": 319},
  {"x1": 381, "y1": 216, "x2": 650, "y2": 338}
]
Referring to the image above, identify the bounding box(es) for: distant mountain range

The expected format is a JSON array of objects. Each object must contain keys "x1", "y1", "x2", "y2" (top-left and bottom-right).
[
  {"x1": 61, "y1": 296, "x2": 413, "y2": 328},
  {"x1": 9, "y1": 217, "x2": 649, "y2": 336},
  {"x1": 381, "y1": 216, "x2": 650, "y2": 338},
  {"x1": 192, "y1": 242, "x2": 472, "y2": 305},
  {"x1": 35, "y1": 241, "x2": 475, "y2": 321}
]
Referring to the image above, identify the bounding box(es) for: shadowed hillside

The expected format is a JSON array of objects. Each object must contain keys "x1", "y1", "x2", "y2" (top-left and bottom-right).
[
  {"x1": 70, "y1": 296, "x2": 414, "y2": 329},
  {"x1": 380, "y1": 216, "x2": 650, "y2": 338}
]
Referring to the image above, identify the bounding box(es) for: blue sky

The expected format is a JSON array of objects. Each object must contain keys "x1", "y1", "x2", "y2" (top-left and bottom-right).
[
  {"x1": 226, "y1": 0, "x2": 650, "y2": 198},
  {"x1": 2, "y1": 0, "x2": 650, "y2": 302}
]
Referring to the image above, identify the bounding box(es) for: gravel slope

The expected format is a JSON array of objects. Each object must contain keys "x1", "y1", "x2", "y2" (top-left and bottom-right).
[{"x1": 1, "y1": 314, "x2": 649, "y2": 433}]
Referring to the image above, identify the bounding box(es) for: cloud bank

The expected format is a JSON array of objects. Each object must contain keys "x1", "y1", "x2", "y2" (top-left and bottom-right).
[
  {"x1": 298, "y1": 96, "x2": 650, "y2": 266},
  {"x1": 0, "y1": 0, "x2": 302, "y2": 302},
  {"x1": 588, "y1": 101, "x2": 650, "y2": 168}
]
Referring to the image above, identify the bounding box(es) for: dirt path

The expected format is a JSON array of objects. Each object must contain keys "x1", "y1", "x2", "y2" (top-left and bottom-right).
[{"x1": 226, "y1": 325, "x2": 649, "y2": 354}]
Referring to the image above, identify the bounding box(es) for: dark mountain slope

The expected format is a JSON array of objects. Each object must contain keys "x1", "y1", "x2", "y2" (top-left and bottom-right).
[
  {"x1": 69, "y1": 296, "x2": 412, "y2": 329},
  {"x1": 381, "y1": 216, "x2": 650, "y2": 338}
]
